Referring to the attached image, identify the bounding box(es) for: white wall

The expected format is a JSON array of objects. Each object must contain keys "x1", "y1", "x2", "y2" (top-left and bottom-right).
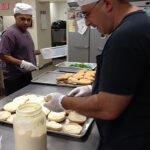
[
  {"x1": 3, "y1": 16, "x2": 15, "y2": 30},
  {"x1": 57, "y1": 2, "x2": 68, "y2": 21},
  {"x1": 0, "y1": 0, "x2": 21, "y2": 16},
  {"x1": 36, "y1": 1, "x2": 52, "y2": 67},
  {"x1": 50, "y1": 2, "x2": 68, "y2": 24},
  {"x1": 50, "y1": 3, "x2": 58, "y2": 23}
]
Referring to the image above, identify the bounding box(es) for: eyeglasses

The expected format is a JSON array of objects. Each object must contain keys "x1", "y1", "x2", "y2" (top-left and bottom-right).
[{"x1": 81, "y1": 0, "x2": 100, "y2": 19}]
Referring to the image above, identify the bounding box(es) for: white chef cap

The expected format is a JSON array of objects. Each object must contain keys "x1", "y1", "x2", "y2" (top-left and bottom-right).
[
  {"x1": 14, "y1": 3, "x2": 34, "y2": 15},
  {"x1": 77, "y1": 0, "x2": 99, "y2": 6}
]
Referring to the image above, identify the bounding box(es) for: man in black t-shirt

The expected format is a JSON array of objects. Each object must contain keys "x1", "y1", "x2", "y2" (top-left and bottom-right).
[{"x1": 44, "y1": 0, "x2": 150, "y2": 149}]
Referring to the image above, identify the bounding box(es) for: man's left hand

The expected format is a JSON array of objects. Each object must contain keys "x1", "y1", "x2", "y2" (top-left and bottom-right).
[{"x1": 44, "y1": 92, "x2": 65, "y2": 112}]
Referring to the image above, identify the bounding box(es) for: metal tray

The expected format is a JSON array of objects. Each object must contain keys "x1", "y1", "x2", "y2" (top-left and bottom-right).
[
  {"x1": 46, "y1": 117, "x2": 94, "y2": 138},
  {"x1": 0, "y1": 117, "x2": 94, "y2": 138},
  {"x1": 31, "y1": 71, "x2": 81, "y2": 87},
  {"x1": 56, "y1": 62, "x2": 97, "y2": 73},
  {"x1": 0, "y1": 94, "x2": 94, "y2": 138}
]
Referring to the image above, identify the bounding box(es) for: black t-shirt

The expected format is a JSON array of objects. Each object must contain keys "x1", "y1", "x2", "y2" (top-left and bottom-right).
[{"x1": 92, "y1": 10, "x2": 150, "y2": 150}]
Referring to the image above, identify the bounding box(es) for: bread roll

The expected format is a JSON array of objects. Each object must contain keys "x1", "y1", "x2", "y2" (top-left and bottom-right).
[
  {"x1": 78, "y1": 79, "x2": 92, "y2": 85},
  {"x1": 73, "y1": 74, "x2": 84, "y2": 80},
  {"x1": 68, "y1": 111, "x2": 87, "y2": 124},
  {"x1": 62, "y1": 123, "x2": 83, "y2": 135},
  {"x1": 64, "y1": 110, "x2": 72, "y2": 115},
  {"x1": 68, "y1": 77, "x2": 79, "y2": 84},
  {"x1": 48, "y1": 111, "x2": 66, "y2": 122},
  {"x1": 84, "y1": 74, "x2": 94, "y2": 81},
  {"x1": 46, "y1": 121, "x2": 62, "y2": 131},
  {"x1": 0, "y1": 111, "x2": 11, "y2": 121},
  {"x1": 25, "y1": 94, "x2": 38, "y2": 101},
  {"x1": 6, "y1": 114, "x2": 15, "y2": 123},
  {"x1": 56, "y1": 75, "x2": 68, "y2": 81},
  {"x1": 13, "y1": 95, "x2": 29, "y2": 105},
  {"x1": 42, "y1": 106, "x2": 50, "y2": 116},
  {"x1": 77, "y1": 69, "x2": 87, "y2": 74},
  {"x1": 85, "y1": 71, "x2": 96, "y2": 77},
  {"x1": 26, "y1": 96, "x2": 45, "y2": 104},
  {"x1": 56, "y1": 73, "x2": 74, "y2": 81},
  {"x1": 3, "y1": 102, "x2": 18, "y2": 113}
]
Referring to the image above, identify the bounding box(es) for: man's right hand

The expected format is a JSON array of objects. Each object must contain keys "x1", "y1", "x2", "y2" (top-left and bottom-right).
[
  {"x1": 68, "y1": 85, "x2": 92, "y2": 97},
  {"x1": 20, "y1": 60, "x2": 39, "y2": 71}
]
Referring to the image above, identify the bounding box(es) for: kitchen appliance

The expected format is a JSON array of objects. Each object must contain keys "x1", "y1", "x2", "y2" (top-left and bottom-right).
[{"x1": 67, "y1": 0, "x2": 107, "y2": 63}]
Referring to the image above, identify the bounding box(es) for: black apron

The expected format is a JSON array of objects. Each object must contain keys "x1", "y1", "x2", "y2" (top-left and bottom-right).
[
  {"x1": 92, "y1": 54, "x2": 103, "y2": 95},
  {"x1": 92, "y1": 54, "x2": 104, "y2": 150}
]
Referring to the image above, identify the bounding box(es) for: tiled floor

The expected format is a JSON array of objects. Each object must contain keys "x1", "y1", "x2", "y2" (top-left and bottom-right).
[{"x1": 0, "y1": 57, "x2": 66, "y2": 100}]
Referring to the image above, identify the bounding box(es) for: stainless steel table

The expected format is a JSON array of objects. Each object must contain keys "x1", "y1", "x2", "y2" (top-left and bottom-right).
[{"x1": 0, "y1": 84, "x2": 100, "y2": 150}]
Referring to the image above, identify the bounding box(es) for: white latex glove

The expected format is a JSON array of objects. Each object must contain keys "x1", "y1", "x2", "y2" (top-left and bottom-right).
[
  {"x1": 68, "y1": 85, "x2": 92, "y2": 97},
  {"x1": 20, "y1": 60, "x2": 39, "y2": 71},
  {"x1": 44, "y1": 92, "x2": 65, "y2": 112}
]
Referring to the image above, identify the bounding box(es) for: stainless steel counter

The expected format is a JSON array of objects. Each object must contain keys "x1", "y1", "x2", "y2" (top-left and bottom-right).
[{"x1": 0, "y1": 83, "x2": 100, "y2": 150}]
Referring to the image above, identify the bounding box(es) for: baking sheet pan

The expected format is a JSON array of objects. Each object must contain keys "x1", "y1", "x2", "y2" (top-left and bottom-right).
[
  {"x1": 31, "y1": 71, "x2": 81, "y2": 87},
  {"x1": 0, "y1": 118, "x2": 94, "y2": 138},
  {"x1": 0, "y1": 94, "x2": 94, "y2": 138},
  {"x1": 56, "y1": 62, "x2": 97, "y2": 73},
  {"x1": 46, "y1": 118, "x2": 94, "y2": 138}
]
